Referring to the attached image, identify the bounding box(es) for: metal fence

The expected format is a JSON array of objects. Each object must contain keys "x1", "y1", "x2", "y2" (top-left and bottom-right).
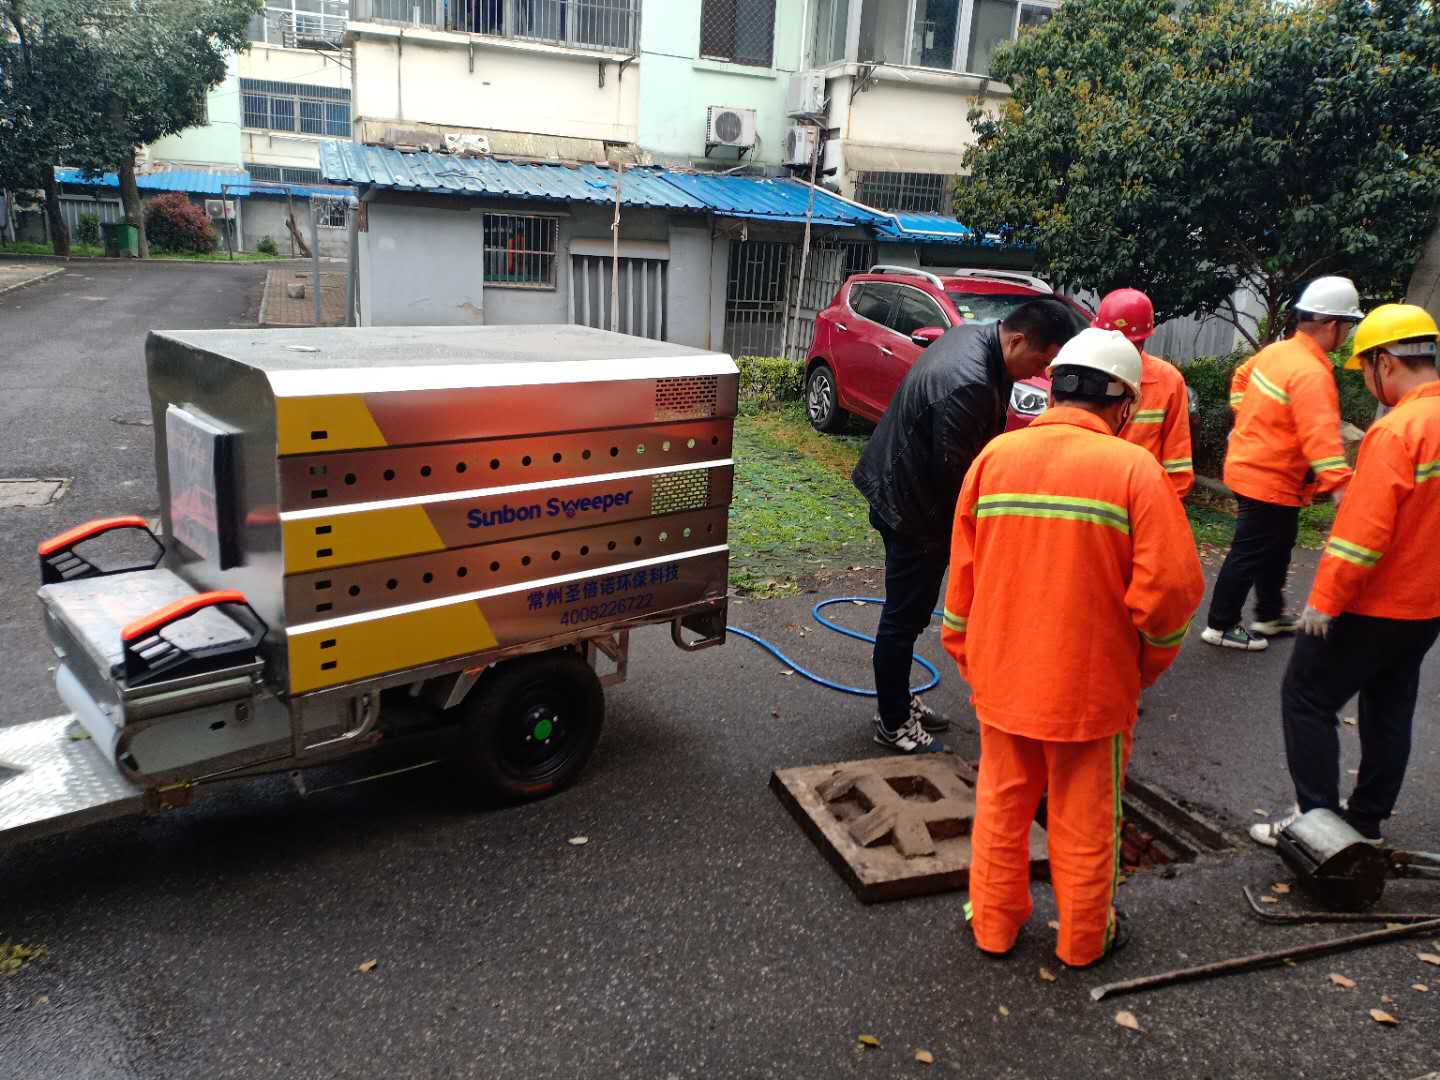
[
  {"x1": 853, "y1": 171, "x2": 954, "y2": 215},
  {"x1": 247, "y1": 0, "x2": 349, "y2": 46},
  {"x1": 354, "y1": 0, "x2": 639, "y2": 51},
  {"x1": 700, "y1": 0, "x2": 775, "y2": 67},
  {"x1": 724, "y1": 237, "x2": 872, "y2": 359},
  {"x1": 246, "y1": 164, "x2": 326, "y2": 185},
  {"x1": 59, "y1": 197, "x2": 123, "y2": 237},
  {"x1": 570, "y1": 255, "x2": 667, "y2": 339}
]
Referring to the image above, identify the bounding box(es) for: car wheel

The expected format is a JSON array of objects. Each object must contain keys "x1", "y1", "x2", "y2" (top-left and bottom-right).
[
  {"x1": 806, "y1": 363, "x2": 848, "y2": 433},
  {"x1": 457, "y1": 649, "x2": 604, "y2": 804}
]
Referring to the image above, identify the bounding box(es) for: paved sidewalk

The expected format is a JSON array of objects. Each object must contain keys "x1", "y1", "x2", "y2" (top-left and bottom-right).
[
  {"x1": 0, "y1": 264, "x2": 62, "y2": 296},
  {"x1": 259, "y1": 268, "x2": 346, "y2": 327}
]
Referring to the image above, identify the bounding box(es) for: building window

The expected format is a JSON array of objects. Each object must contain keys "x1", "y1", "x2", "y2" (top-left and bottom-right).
[
  {"x1": 451, "y1": 0, "x2": 640, "y2": 53},
  {"x1": 845, "y1": 0, "x2": 1055, "y2": 75},
  {"x1": 246, "y1": 164, "x2": 327, "y2": 185},
  {"x1": 240, "y1": 78, "x2": 351, "y2": 137},
  {"x1": 809, "y1": 0, "x2": 849, "y2": 66},
  {"x1": 853, "y1": 171, "x2": 953, "y2": 214},
  {"x1": 700, "y1": 0, "x2": 776, "y2": 68},
  {"x1": 248, "y1": 0, "x2": 350, "y2": 47},
  {"x1": 314, "y1": 197, "x2": 349, "y2": 228},
  {"x1": 483, "y1": 213, "x2": 558, "y2": 287}
]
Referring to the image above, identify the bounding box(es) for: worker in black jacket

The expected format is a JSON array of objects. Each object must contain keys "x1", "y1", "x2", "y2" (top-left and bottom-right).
[{"x1": 853, "y1": 298, "x2": 1080, "y2": 753}]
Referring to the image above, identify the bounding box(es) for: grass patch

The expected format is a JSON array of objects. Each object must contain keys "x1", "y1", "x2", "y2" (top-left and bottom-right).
[
  {"x1": 729, "y1": 402, "x2": 877, "y2": 596},
  {"x1": 1184, "y1": 488, "x2": 1336, "y2": 552},
  {"x1": 1, "y1": 241, "x2": 103, "y2": 258},
  {"x1": 0, "y1": 241, "x2": 280, "y2": 262}
]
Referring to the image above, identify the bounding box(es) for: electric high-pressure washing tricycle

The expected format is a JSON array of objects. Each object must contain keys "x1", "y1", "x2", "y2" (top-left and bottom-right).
[{"x1": 0, "y1": 325, "x2": 736, "y2": 848}]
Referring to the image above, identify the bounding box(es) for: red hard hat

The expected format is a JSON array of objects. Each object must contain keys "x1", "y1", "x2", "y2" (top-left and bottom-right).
[{"x1": 1092, "y1": 288, "x2": 1155, "y2": 344}]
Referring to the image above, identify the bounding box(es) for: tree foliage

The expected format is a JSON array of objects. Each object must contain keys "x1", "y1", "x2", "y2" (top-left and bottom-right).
[{"x1": 952, "y1": 0, "x2": 1440, "y2": 346}]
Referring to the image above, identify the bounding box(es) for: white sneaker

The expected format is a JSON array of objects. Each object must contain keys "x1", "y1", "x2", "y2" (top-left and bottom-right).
[
  {"x1": 1202, "y1": 625, "x2": 1270, "y2": 651},
  {"x1": 1249, "y1": 805, "x2": 1301, "y2": 848},
  {"x1": 873, "y1": 715, "x2": 946, "y2": 754}
]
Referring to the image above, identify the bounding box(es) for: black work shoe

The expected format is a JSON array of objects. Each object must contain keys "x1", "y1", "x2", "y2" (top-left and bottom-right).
[
  {"x1": 909, "y1": 694, "x2": 951, "y2": 733},
  {"x1": 1060, "y1": 910, "x2": 1131, "y2": 970}
]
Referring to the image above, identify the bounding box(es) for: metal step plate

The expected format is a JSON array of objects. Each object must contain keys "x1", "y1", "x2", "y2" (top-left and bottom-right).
[{"x1": 0, "y1": 715, "x2": 144, "y2": 848}]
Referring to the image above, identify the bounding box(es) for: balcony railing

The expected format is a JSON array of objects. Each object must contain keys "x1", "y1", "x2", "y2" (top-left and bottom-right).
[
  {"x1": 248, "y1": 0, "x2": 349, "y2": 47},
  {"x1": 351, "y1": 0, "x2": 639, "y2": 54}
]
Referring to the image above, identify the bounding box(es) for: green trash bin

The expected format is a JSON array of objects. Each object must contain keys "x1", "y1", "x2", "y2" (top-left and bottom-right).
[{"x1": 100, "y1": 221, "x2": 140, "y2": 258}]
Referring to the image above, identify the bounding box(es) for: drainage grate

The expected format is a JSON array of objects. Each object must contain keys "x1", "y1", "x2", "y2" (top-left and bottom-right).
[{"x1": 0, "y1": 478, "x2": 69, "y2": 509}]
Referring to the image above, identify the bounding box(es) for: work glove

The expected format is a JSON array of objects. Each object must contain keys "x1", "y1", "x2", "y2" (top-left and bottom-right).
[{"x1": 1298, "y1": 606, "x2": 1333, "y2": 638}]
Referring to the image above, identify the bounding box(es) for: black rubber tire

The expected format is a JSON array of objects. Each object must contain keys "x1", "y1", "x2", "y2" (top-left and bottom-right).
[
  {"x1": 805, "y1": 363, "x2": 849, "y2": 433},
  {"x1": 457, "y1": 650, "x2": 604, "y2": 804}
]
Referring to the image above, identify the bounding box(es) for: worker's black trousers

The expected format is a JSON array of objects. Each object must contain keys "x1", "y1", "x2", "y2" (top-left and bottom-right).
[
  {"x1": 1206, "y1": 495, "x2": 1301, "y2": 629},
  {"x1": 870, "y1": 510, "x2": 948, "y2": 732},
  {"x1": 1282, "y1": 613, "x2": 1440, "y2": 837}
]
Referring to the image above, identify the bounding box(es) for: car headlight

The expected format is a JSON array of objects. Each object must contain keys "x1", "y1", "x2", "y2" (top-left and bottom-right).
[{"x1": 1010, "y1": 384, "x2": 1048, "y2": 415}]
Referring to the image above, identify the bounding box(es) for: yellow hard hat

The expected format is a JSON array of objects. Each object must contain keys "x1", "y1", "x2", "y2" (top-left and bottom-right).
[{"x1": 1347, "y1": 303, "x2": 1440, "y2": 370}]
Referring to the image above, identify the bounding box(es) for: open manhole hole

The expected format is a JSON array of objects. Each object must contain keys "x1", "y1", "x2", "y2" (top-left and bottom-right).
[
  {"x1": 0, "y1": 479, "x2": 69, "y2": 509},
  {"x1": 773, "y1": 755, "x2": 1228, "y2": 904}
]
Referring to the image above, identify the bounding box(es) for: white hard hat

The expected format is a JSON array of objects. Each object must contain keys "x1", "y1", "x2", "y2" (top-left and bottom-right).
[
  {"x1": 1048, "y1": 327, "x2": 1142, "y2": 400},
  {"x1": 1295, "y1": 276, "x2": 1364, "y2": 320}
]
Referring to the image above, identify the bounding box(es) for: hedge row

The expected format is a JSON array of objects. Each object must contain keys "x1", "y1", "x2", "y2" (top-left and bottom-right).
[{"x1": 737, "y1": 355, "x2": 805, "y2": 403}]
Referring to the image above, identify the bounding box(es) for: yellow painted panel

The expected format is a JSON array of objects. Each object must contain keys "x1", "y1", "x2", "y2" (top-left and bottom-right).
[
  {"x1": 283, "y1": 506, "x2": 446, "y2": 572},
  {"x1": 276, "y1": 395, "x2": 387, "y2": 455},
  {"x1": 289, "y1": 601, "x2": 499, "y2": 694}
]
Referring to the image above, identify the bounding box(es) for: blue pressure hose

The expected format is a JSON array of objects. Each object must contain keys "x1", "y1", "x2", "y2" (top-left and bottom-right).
[{"x1": 726, "y1": 596, "x2": 943, "y2": 697}]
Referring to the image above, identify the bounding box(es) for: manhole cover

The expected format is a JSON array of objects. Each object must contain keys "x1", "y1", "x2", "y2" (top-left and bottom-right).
[
  {"x1": 0, "y1": 478, "x2": 69, "y2": 509},
  {"x1": 772, "y1": 753, "x2": 1047, "y2": 904}
]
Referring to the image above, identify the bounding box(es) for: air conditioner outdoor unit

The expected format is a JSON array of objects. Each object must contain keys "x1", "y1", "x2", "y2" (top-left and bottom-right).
[
  {"x1": 706, "y1": 106, "x2": 757, "y2": 151},
  {"x1": 785, "y1": 72, "x2": 826, "y2": 118},
  {"x1": 204, "y1": 199, "x2": 236, "y2": 220},
  {"x1": 784, "y1": 124, "x2": 819, "y2": 168}
]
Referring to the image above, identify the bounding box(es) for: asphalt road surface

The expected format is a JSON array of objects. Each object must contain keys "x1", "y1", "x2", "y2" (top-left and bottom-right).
[{"x1": 1, "y1": 262, "x2": 1437, "y2": 1078}]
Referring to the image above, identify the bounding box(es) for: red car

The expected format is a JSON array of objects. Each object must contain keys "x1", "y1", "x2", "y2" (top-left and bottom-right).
[{"x1": 803, "y1": 266, "x2": 1090, "y2": 433}]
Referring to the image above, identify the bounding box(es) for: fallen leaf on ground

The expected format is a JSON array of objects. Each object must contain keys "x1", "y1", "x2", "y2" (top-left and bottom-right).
[
  {"x1": 35, "y1": 996, "x2": 48, "y2": 1006},
  {"x1": 857, "y1": 1034, "x2": 880, "y2": 1048},
  {"x1": 1114, "y1": 1011, "x2": 1141, "y2": 1031},
  {"x1": 914, "y1": 1049, "x2": 934, "y2": 1065},
  {"x1": 1412, "y1": 984, "x2": 1428, "y2": 993},
  {"x1": 1417, "y1": 953, "x2": 1440, "y2": 966},
  {"x1": 1369, "y1": 1008, "x2": 1398, "y2": 1026},
  {"x1": 1253, "y1": 809, "x2": 1267, "y2": 816},
  {"x1": 1260, "y1": 895, "x2": 1280, "y2": 905},
  {"x1": 357, "y1": 959, "x2": 378, "y2": 973},
  {"x1": 1386, "y1": 923, "x2": 1404, "y2": 931},
  {"x1": 1271, "y1": 883, "x2": 1291, "y2": 895},
  {"x1": 1342, "y1": 716, "x2": 1357, "y2": 726},
  {"x1": 998, "y1": 1006, "x2": 1010, "y2": 1017},
  {"x1": 1039, "y1": 967, "x2": 1057, "y2": 983},
  {"x1": 568, "y1": 836, "x2": 589, "y2": 846},
  {"x1": 0, "y1": 943, "x2": 47, "y2": 977},
  {"x1": 1048, "y1": 919, "x2": 1061, "y2": 931},
  {"x1": 1381, "y1": 995, "x2": 1394, "y2": 1004},
  {"x1": 1329, "y1": 973, "x2": 1356, "y2": 989},
  {"x1": 780, "y1": 669, "x2": 794, "y2": 677}
]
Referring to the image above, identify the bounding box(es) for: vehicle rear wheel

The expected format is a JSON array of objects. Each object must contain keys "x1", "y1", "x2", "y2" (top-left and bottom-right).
[
  {"x1": 806, "y1": 363, "x2": 848, "y2": 433},
  {"x1": 457, "y1": 649, "x2": 604, "y2": 804}
]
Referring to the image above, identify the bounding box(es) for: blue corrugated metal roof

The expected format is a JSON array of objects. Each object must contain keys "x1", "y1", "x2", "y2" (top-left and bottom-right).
[
  {"x1": 874, "y1": 213, "x2": 975, "y2": 243},
  {"x1": 55, "y1": 166, "x2": 252, "y2": 196},
  {"x1": 656, "y1": 173, "x2": 884, "y2": 228},
  {"x1": 318, "y1": 142, "x2": 706, "y2": 211}
]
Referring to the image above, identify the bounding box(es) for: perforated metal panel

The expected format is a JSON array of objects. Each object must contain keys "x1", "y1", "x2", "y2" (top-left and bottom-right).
[
  {"x1": 651, "y1": 469, "x2": 711, "y2": 516},
  {"x1": 655, "y1": 376, "x2": 719, "y2": 421}
]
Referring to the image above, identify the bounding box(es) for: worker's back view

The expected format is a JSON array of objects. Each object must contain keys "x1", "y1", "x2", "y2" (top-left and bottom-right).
[{"x1": 942, "y1": 329, "x2": 1204, "y2": 969}]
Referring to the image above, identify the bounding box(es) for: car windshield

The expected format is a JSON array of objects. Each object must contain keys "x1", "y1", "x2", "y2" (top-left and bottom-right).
[{"x1": 944, "y1": 291, "x2": 1036, "y2": 324}]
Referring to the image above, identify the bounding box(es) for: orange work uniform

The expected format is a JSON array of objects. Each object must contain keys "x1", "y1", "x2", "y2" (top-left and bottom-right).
[
  {"x1": 1230, "y1": 356, "x2": 1255, "y2": 411},
  {"x1": 1225, "y1": 331, "x2": 1353, "y2": 506},
  {"x1": 1308, "y1": 382, "x2": 1440, "y2": 620},
  {"x1": 941, "y1": 408, "x2": 1204, "y2": 967},
  {"x1": 1123, "y1": 351, "x2": 1194, "y2": 498}
]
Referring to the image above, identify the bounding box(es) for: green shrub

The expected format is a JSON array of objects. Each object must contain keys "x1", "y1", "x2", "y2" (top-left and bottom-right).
[
  {"x1": 737, "y1": 355, "x2": 805, "y2": 403},
  {"x1": 144, "y1": 193, "x2": 217, "y2": 254},
  {"x1": 75, "y1": 213, "x2": 101, "y2": 247},
  {"x1": 255, "y1": 234, "x2": 279, "y2": 256}
]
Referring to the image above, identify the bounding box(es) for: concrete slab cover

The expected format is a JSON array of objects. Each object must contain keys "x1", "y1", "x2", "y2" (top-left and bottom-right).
[
  {"x1": 771, "y1": 752, "x2": 1047, "y2": 904},
  {"x1": 0, "y1": 478, "x2": 68, "y2": 509}
]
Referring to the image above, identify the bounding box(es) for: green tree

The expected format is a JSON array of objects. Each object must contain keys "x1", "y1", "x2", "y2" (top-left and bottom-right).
[
  {"x1": 1, "y1": 0, "x2": 256, "y2": 257},
  {"x1": 953, "y1": 0, "x2": 1440, "y2": 348}
]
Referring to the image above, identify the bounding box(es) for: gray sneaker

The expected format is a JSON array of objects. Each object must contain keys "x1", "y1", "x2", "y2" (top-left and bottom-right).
[
  {"x1": 1251, "y1": 614, "x2": 1300, "y2": 637},
  {"x1": 1248, "y1": 805, "x2": 1300, "y2": 848},
  {"x1": 909, "y1": 694, "x2": 951, "y2": 733},
  {"x1": 873, "y1": 715, "x2": 946, "y2": 754},
  {"x1": 1202, "y1": 625, "x2": 1269, "y2": 651}
]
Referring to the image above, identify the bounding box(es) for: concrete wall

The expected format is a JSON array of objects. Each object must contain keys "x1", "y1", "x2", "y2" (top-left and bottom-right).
[
  {"x1": 239, "y1": 44, "x2": 353, "y2": 172},
  {"x1": 358, "y1": 193, "x2": 723, "y2": 349},
  {"x1": 146, "y1": 63, "x2": 245, "y2": 168},
  {"x1": 635, "y1": 0, "x2": 806, "y2": 166},
  {"x1": 349, "y1": 25, "x2": 639, "y2": 145},
  {"x1": 243, "y1": 196, "x2": 351, "y2": 258}
]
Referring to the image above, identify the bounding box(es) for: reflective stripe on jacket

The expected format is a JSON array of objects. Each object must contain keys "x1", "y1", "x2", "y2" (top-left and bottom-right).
[
  {"x1": 1229, "y1": 357, "x2": 1255, "y2": 411},
  {"x1": 1122, "y1": 351, "x2": 1194, "y2": 499},
  {"x1": 1309, "y1": 381, "x2": 1440, "y2": 620},
  {"x1": 1224, "y1": 331, "x2": 1353, "y2": 506},
  {"x1": 941, "y1": 407, "x2": 1205, "y2": 741}
]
